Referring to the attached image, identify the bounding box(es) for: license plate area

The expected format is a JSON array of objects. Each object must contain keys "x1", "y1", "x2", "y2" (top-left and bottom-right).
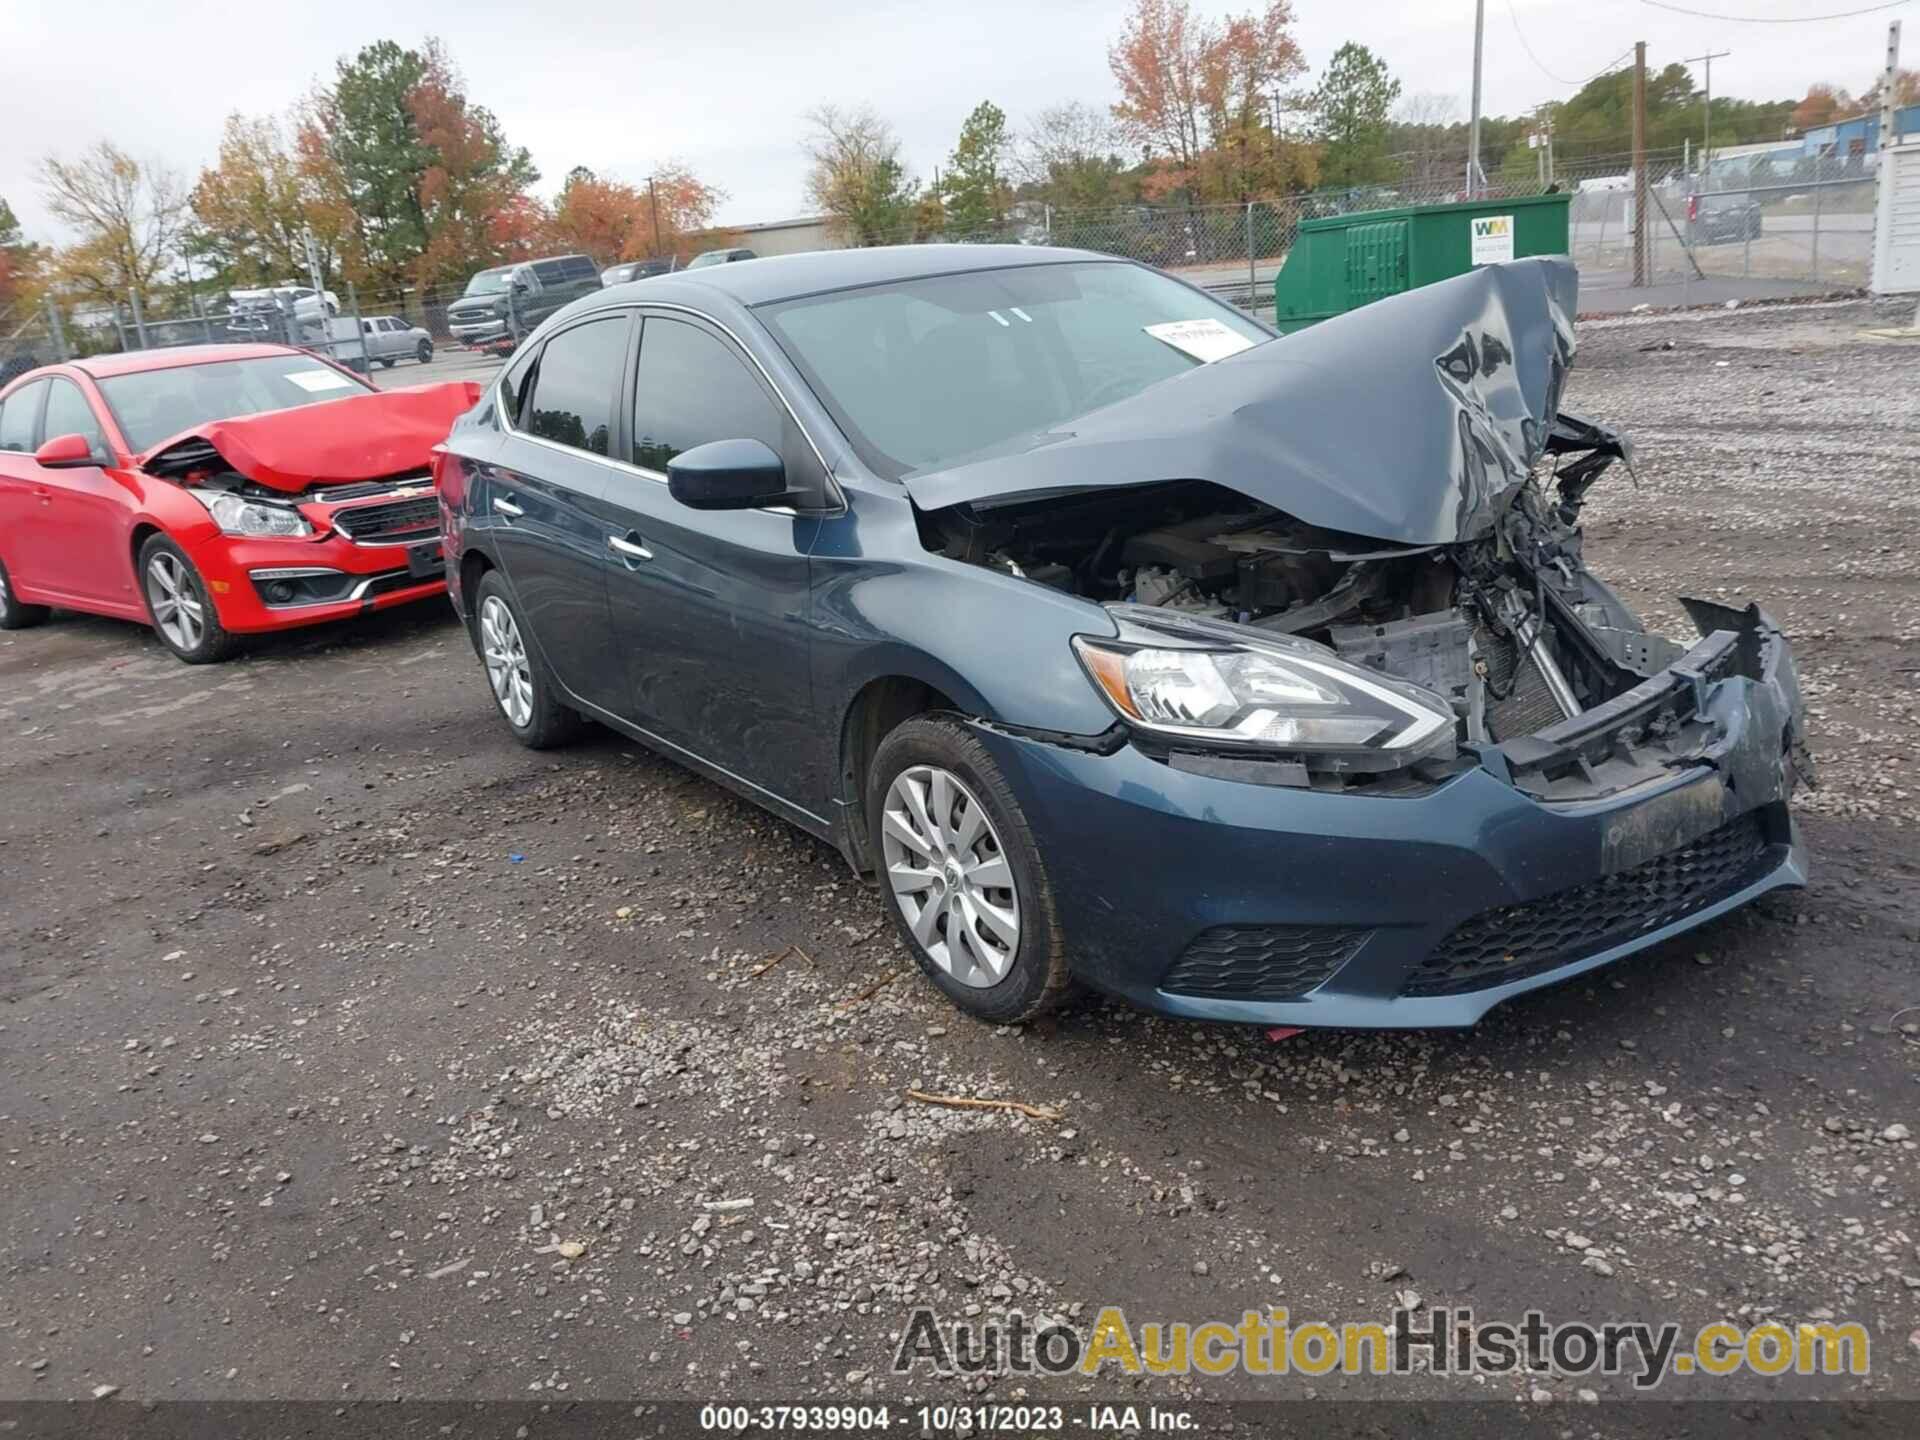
[{"x1": 407, "y1": 541, "x2": 445, "y2": 579}]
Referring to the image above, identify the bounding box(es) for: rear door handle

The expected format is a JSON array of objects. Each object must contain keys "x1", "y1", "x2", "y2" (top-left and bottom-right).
[
  {"x1": 492, "y1": 496, "x2": 524, "y2": 518},
  {"x1": 608, "y1": 533, "x2": 653, "y2": 562}
]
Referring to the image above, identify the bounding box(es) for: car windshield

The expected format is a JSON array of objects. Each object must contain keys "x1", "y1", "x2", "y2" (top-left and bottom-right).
[
  {"x1": 97, "y1": 354, "x2": 373, "y2": 452},
  {"x1": 465, "y1": 270, "x2": 513, "y2": 296},
  {"x1": 759, "y1": 260, "x2": 1271, "y2": 479}
]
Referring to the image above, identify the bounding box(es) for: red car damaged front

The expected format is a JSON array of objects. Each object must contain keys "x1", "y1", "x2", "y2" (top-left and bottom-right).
[{"x1": 137, "y1": 381, "x2": 480, "y2": 627}]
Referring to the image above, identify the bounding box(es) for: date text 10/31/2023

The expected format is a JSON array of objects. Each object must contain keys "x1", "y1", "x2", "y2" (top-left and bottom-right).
[{"x1": 696, "y1": 1404, "x2": 1197, "y2": 1432}]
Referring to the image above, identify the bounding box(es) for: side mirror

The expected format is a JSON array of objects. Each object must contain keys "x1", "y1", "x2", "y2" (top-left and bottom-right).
[
  {"x1": 667, "y1": 438, "x2": 788, "y2": 511},
  {"x1": 35, "y1": 432, "x2": 99, "y2": 469}
]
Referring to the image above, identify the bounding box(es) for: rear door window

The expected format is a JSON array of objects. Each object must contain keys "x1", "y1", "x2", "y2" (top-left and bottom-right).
[
  {"x1": 521, "y1": 316, "x2": 628, "y2": 457},
  {"x1": 0, "y1": 380, "x2": 47, "y2": 451}
]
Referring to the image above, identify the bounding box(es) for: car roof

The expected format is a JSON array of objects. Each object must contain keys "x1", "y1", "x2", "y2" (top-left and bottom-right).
[
  {"x1": 71, "y1": 343, "x2": 309, "y2": 379},
  {"x1": 597, "y1": 243, "x2": 1115, "y2": 308}
]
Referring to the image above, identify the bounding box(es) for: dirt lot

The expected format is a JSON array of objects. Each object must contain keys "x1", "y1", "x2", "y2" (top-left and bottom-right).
[{"x1": 2, "y1": 300, "x2": 1915, "y2": 1419}]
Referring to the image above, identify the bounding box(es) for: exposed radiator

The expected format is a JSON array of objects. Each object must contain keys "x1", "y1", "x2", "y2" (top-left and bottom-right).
[{"x1": 1477, "y1": 621, "x2": 1573, "y2": 740}]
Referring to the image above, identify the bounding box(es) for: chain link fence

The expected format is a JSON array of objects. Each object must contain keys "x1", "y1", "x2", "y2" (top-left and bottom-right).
[{"x1": 15, "y1": 141, "x2": 1878, "y2": 376}]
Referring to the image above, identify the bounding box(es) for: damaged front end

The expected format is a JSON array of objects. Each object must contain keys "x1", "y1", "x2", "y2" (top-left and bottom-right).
[
  {"x1": 907, "y1": 258, "x2": 1809, "y2": 1023},
  {"x1": 912, "y1": 258, "x2": 1809, "y2": 808}
]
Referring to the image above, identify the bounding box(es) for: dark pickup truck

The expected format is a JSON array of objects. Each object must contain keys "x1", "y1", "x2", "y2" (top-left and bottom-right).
[{"x1": 445, "y1": 255, "x2": 602, "y2": 353}]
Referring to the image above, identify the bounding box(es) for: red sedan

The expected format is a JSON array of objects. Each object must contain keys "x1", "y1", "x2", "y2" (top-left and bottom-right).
[{"x1": 0, "y1": 344, "x2": 479, "y2": 662}]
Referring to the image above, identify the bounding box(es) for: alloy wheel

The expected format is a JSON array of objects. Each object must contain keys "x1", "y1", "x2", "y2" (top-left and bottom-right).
[
  {"x1": 880, "y1": 765, "x2": 1021, "y2": 988},
  {"x1": 146, "y1": 553, "x2": 205, "y2": 652},
  {"x1": 479, "y1": 595, "x2": 534, "y2": 727}
]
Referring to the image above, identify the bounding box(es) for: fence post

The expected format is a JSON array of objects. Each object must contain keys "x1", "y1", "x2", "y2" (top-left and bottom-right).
[
  {"x1": 197, "y1": 296, "x2": 214, "y2": 344},
  {"x1": 348, "y1": 282, "x2": 366, "y2": 375},
  {"x1": 1810, "y1": 177, "x2": 1822, "y2": 283},
  {"x1": 127, "y1": 289, "x2": 150, "y2": 349},
  {"x1": 1246, "y1": 202, "x2": 1256, "y2": 315},
  {"x1": 45, "y1": 299, "x2": 69, "y2": 361},
  {"x1": 112, "y1": 306, "x2": 130, "y2": 354}
]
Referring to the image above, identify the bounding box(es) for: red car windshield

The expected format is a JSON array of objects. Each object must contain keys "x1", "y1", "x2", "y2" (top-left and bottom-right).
[{"x1": 97, "y1": 354, "x2": 374, "y2": 453}]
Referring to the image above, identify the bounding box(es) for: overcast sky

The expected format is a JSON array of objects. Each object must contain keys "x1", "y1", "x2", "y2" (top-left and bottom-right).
[{"x1": 1, "y1": 0, "x2": 1898, "y2": 243}]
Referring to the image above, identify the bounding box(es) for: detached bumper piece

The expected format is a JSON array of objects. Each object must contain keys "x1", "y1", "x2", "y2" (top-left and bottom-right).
[
  {"x1": 1162, "y1": 924, "x2": 1373, "y2": 1001},
  {"x1": 1403, "y1": 809, "x2": 1780, "y2": 997}
]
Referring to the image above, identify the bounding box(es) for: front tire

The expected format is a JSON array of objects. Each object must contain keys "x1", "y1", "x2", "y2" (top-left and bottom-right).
[
  {"x1": 416, "y1": 340, "x2": 433, "y2": 364},
  {"x1": 869, "y1": 715, "x2": 1073, "y2": 1024},
  {"x1": 139, "y1": 535, "x2": 237, "y2": 663},
  {"x1": 471, "y1": 569, "x2": 581, "y2": 749},
  {"x1": 0, "y1": 555, "x2": 50, "y2": 630}
]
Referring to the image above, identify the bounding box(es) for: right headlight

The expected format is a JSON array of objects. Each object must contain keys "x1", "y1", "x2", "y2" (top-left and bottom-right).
[
  {"x1": 189, "y1": 489, "x2": 313, "y2": 538},
  {"x1": 1073, "y1": 606, "x2": 1455, "y2": 767}
]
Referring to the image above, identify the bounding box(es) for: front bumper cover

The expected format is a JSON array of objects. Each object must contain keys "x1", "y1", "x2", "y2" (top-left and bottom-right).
[{"x1": 974, "y1": 608, "x2": 1810, "y2": 1028}]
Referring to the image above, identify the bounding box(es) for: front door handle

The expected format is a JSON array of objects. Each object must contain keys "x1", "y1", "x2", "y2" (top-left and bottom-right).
[
  {"x1": 608, "y1": 533, "x2": 653, "y2": 562},
  {"x1": 493, "y1": 496, "x2": 524, "y2": 518}
]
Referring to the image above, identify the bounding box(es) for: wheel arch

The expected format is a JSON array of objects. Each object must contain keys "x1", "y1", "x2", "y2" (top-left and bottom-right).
[{"x1": 837, "y1": 673, "x2": 963, "y2": 874}]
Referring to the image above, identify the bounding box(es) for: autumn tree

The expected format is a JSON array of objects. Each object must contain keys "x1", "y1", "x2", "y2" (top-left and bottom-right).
[
  {"x1": 941, "y1": 101, "x2": 1012, "y2": 234},
  {"x1": 1014, "y1": 103, "x2": 1134, "y2": 209},
  {"x1": 1195, "y1": 5, "x2": 1311, "y2": 201},
  {"x1": 1108, "y1": 0, "x2": 1208, "y2": 197},
  {"x1": 189, "y1": 112, "x2": 350, "y2": 289},
  {"x1": 550, "y1": 164, "x2": 724, "y2": 262},
  {"x1": 1791, "y1": 84, "x2": 1853, "y2": 132},
  {"x1": 802, "y1": 105, "x2": 919, "y2": 245},
  {"x1": 38, "y1": 142, "x2": 188, "y2": 310},
  {"x1": 1311, "y1": 42, "x2": 1402, "y2": 188},
  {"x1": 407, "y1": 42, "x2": 541, "y2": 287},
  {"x1": 1109, "y1": 0, "x2": 1308, "y2": 203}
]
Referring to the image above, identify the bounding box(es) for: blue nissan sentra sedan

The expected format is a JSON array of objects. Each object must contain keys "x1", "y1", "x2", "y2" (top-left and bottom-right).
[{"x1": 433, "y1": 246, "x2": 1810, "y2": 1028}]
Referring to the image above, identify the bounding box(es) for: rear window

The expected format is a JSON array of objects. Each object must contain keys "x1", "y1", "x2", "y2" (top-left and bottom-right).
[{"x1": 97, "y1": 354, "x2": 373, "y2": 453}]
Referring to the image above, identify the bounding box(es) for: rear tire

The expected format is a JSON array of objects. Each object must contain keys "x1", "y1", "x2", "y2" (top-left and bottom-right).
[
  {"x1": 471, "y1": 569, "x2": 581, "y2": 749},
  {"x1": 0, "y1": 555, "x2": 50, "y2": 630},
  {"x1": 138, "y1": 534, "x2": 238, "y2": 664},
  {"x1": 868, "y1": 715, "x2": 1074, "y2": 1024},
  {"x1": 378, "y1": 357, "x2": 396, "y2": 369}
]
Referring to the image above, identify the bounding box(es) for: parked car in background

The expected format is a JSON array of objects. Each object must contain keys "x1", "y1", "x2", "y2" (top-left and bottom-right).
[
  {"x1": 436, "y1": 247, "x2": 1809, "y2": 1030},
  {"x1": 445, "y1": 255, "x2": 602, "y2": 354},
  {"x1": 684, "y1": 247, "x2": 757, "y2": 269},
  {"x1": 603, "y1": 258, "x2": 676, "y2": 284},
  {"x1": 1687, "y1": 189, "x2": 1763, "y2": 245},
  {"x1": 360, "y1": 315, "x2": 435, "y2": 367},
  {"x1": 229, "y1": 285, "x2": 338, "y2": 321},
  {"x1": 0, "y1": 344, "x2": 478, "y2": 662}
]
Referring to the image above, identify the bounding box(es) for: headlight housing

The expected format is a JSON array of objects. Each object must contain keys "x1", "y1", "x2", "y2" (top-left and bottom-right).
[
  {"x1": 189, "y1": 489, "x2": 313, "y2": 538},
  {"x1": 1074, "y1": 605, "x2": 1456, "y2": 772}
]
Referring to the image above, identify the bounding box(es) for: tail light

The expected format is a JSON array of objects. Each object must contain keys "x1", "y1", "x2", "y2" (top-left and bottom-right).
[{"x1": 1687, "y1": 195, "x2": 1699, "y2": 222}]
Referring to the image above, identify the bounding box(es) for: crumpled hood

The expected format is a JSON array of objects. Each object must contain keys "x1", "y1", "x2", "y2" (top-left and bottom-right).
[
  {"x1": 906, "y1": 256, "x2": 1579, "y2": 546},
  {"x1": 139, "y1": 381, "x2": 482, "y2": 492}
]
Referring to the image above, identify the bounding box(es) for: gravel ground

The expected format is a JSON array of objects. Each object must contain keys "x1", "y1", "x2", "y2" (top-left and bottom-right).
[{"x1": 1, "y1": 300, "x2": 1915, "y2": 1416}]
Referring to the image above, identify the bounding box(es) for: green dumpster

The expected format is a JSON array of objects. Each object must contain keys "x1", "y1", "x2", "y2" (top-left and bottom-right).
[{"x1": 1270, "y1": 192, "x2": 1571, "y2": 333}]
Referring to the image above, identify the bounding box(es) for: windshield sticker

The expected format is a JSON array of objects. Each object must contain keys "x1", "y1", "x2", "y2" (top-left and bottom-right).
[
  {"x1": 283, "y1": 368, "x2": 357, "y2": 393},
  {"x1": 1145, "y1": 319, "x2": 1256, "y2": 364}
]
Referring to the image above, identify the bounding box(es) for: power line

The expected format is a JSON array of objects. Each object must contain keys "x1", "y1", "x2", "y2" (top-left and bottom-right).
[
  {"x1": 1506, "y1": 0, "x2": 1586, "y2": 85},
  {"x1": 1638, "y1": 0, "x2": 1907, "y2": 23}
]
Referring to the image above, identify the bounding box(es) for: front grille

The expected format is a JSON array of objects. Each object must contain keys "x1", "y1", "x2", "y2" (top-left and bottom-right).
[
  {"x1": 1162, "y1": 924, "x2": 1371, "y2": 1001},
  {"x1": 333, "y1": 496, "x2": 439, "y2": 545},
  {"x1": 1403, "y1": 813, "x2": 1771, "y2": 997}
]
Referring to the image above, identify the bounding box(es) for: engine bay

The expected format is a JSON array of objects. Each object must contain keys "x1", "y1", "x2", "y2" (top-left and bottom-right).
[{"x1": 917, "y1": 415, "x2": 1679, "y2": 752}]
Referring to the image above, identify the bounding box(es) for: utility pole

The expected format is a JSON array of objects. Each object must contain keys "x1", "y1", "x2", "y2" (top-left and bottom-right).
[
  {"x1": 1467, "y1": 0, "x2": 1486, "y2": 197},
  {"x1": 1632, "y1": 41, "x2": 1648, "y2": 287},
  {"x1": 649, "y1": 177, "x2": 663, "y2": 256},
  {"x1": 1684, "y1": 48, "x2": 1731, "y2": 176},
  {"x1": 1878, "y1": 21, "x2": 1902, "y2": 157}
]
